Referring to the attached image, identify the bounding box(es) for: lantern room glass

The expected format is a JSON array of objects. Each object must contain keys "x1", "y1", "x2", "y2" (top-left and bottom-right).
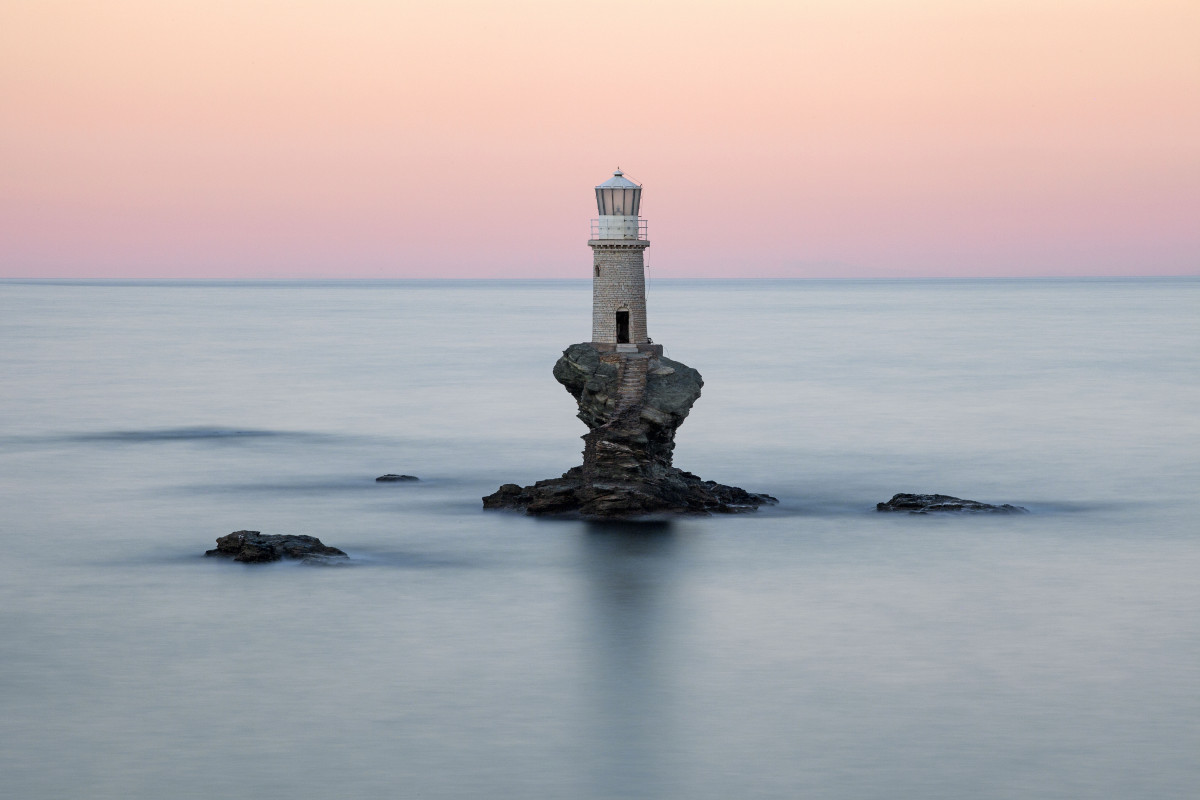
[{"x1": 595, "y1": 185, "x2": 642, "y2": 217}]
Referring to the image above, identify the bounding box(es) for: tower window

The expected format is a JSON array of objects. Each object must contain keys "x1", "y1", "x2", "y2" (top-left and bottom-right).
[{"x1": 594, "y1": 265, "x2": 601, "y2": 277}]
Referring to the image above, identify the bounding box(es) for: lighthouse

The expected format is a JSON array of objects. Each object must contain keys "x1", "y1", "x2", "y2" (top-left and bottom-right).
[
  {"x1": 481, "y1": 169, "x2": 777, "y2": 517},
  {"x1": 589, "y1": 170, "x2": 661, "y2": 356}
]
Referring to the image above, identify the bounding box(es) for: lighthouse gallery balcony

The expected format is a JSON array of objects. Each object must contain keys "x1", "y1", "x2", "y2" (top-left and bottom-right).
[{"x1": 590, "y1": 217, "x2": 648, "y2": 240}]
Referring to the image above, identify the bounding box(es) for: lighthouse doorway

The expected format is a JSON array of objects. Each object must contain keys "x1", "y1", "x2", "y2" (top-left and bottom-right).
[{"x1": 615, "y1": 311, "x2": 630, "y2": 344}]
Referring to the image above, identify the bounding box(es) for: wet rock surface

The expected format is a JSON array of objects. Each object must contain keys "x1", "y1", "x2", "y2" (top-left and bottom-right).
[
  {"x1": 876, "y1": 493, "x2": 1028, "y2": 515},
  {"x1": 205, "y1": 530, "x2": 349, "y2": 563},
  {"x1": 376, "y1": 474, "x2": 419, "y2": 482},
  {"x1": 484, "y1": 343, "x2": 776, "y2": 518}
]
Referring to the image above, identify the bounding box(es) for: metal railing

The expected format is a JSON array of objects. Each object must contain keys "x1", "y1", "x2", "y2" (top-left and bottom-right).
[{"x1": 590, "y1": 217, "x2": 648, "y2": 240}]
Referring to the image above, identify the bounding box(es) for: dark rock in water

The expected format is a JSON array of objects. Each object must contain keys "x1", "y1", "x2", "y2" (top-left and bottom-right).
[
  {"x1": 876, "y1": 493, "x2": 1028, "y2": 515},
  {"x1": 376, "y1": 474, "x2": 419, "y2": 482},
  {"x1": 483, "y1": 343, "x2": 776, "y2": 519},
  {"x1": 205, "y1": 530, "x2": 349, "y2": 563}
]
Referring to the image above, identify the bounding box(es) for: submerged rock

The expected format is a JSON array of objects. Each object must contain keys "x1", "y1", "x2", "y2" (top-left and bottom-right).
[
  {"x1": 483, "y1": 343, "x2": 776, "y2": 519},
  {"x1": 876, "y1": 493, "x2": 1028, "y2": 515},
  {"x1": 205, "y1": 530, "x2": 348, "y2": 563},
  {"x1": 376, "y1": 474, "x2": 419, "y2": 482}
]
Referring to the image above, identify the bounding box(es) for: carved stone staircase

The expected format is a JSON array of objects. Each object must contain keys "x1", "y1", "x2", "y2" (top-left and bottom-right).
[{"x1": 613, "y1": 354, "x2": 650, "y2": 415}]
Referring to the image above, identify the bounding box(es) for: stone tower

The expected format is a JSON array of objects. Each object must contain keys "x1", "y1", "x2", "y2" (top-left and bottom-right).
[{"x1": 589, "y1": 170, "x2": 660, "y2": 355}]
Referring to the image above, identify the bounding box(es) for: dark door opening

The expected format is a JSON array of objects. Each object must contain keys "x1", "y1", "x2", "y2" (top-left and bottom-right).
[{"x1": 616, "y1": 311, "x2": 630, "y2": 344}]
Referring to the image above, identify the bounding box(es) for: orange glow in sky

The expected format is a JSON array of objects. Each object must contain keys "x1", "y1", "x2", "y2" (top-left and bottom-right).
[{"x1": 2, "y1": 0, "x2": 1197, "y2": 277}]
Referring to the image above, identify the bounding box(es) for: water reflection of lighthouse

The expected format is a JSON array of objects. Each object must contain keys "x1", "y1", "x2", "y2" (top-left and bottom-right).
[{"x1": 589, "y1": 170, "x2": 660, "y2": 356}]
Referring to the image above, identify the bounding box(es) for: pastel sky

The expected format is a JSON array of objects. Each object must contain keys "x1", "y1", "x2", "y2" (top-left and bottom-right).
[{"x1": 2, "y1": 0, "x2": 1197, "y2": 278}]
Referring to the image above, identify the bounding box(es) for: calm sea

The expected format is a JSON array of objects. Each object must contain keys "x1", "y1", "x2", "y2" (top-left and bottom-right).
[{"x1": 1, "y1": 278, "x2": 1198, "y2": 799}]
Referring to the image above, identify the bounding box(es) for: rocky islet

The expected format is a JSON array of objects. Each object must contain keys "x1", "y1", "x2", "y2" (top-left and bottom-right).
[
  {"x1": 205, "y1": 530, "x2": 348, "y2": 564},
  {"x1": 876, "y1": 493, "x2": 1028, "y2": 514},
  {"x1": 484, "y1": 343, "x2": 776, "y2": 518}
]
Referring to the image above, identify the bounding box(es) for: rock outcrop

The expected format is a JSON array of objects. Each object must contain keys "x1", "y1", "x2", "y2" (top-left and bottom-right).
[
  {"x1": 484, "y1": 343, "x2": 776, "y2": 518},
  {"x1": 205, "y1": 530, "x2": 349, "y2": 563},
  {"x1": 376, "y1": 474, "x2": 419, "y2": 482},
  {"x1": 876, "y1": 493, "x2": 1028, "y2": 514}
]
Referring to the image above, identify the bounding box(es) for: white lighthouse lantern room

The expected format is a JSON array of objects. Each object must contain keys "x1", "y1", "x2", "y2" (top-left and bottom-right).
[{"x1": 589, "y1": 170, "x2": 660, "y2": 354}]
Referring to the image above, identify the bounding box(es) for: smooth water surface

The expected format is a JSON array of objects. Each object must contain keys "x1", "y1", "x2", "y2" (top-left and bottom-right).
[{"x1": 1, "y1": 278, "x2": 1198, "y2": 799}]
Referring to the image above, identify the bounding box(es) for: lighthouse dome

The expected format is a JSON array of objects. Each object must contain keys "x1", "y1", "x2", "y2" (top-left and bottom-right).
[{"x1": 595, "y1": 170, "x2": 642, "y2": 217}]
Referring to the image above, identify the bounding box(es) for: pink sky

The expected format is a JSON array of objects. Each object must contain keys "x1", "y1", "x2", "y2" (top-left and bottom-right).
[{"x1": 2, "y1": 0, "x2": 1197, "y2": 278}]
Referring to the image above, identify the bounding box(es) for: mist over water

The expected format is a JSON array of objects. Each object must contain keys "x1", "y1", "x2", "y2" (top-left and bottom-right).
[{"x1": 1, "y1": 278, "x2": 1198, "y2": 799}]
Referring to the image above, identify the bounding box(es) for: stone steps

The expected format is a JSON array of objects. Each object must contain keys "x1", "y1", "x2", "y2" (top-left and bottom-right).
[{"x1": 613, "y1": 355, "x2": 649, "y2": 414}]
